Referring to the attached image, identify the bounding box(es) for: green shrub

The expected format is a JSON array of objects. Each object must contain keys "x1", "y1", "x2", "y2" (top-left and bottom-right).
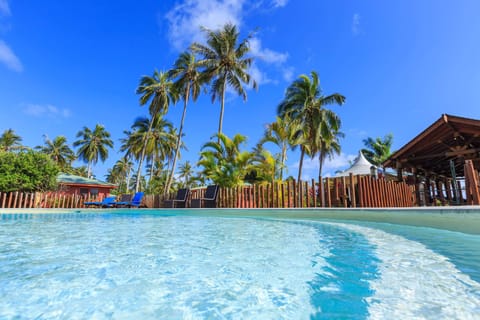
[{"x1": 0, "y1": 150, "x2": 59, "y2": 192}]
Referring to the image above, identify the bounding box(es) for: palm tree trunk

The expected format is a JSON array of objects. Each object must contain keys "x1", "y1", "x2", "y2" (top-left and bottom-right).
[
  {"x1": 318, "y1": 152, "x2": 324, "y2": 178},
  {"x1": 297, "y1": 146, "x2": 305, "y2": 183},
  {"x1": 218, "y1": 80, "x2": 227, "y2": 138},
  {"x1": 165, "y1": 87, "x2": 190, "y2": 195},
  {"x1": 87, "y1": 162, "x2": 92, "y2": 178},
  {"x1": 281, "y1": 143, "x2": 287, "y2": 181},
  {"x1": 135, "y1": 118, "x2": 154, "y2": 192}
]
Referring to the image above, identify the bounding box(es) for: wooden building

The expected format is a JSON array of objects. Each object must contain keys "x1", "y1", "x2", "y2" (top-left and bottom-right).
[
  {"x1": 57, "y1": 173, "x2": 117, "y2": 199},
  {"x1": 383, "y1": 114, "x2": 480, "y2": 205}
]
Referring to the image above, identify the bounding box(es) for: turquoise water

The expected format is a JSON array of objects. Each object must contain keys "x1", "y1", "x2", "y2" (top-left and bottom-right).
[{"x1": 0, "y1": 209, "x2": 479, "y2": 319}]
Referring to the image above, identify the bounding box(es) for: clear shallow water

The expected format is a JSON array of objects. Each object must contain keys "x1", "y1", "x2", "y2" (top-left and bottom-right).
[{"x1": 0, "y1": 210, "x2": 479, "y2": 319}]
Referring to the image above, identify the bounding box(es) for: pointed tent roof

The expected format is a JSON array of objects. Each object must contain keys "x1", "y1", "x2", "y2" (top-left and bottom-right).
[{"x1": 336, "y1": 151, "x2": 376, "y2": 177}]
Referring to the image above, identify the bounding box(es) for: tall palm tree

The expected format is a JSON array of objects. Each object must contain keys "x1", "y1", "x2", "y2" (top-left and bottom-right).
[
  {"x1": 191, "y1": 23, "x2": 257, "y2": 136},
  {"x1": 111, "y1": 156, "x2": 134, "y2": 193},
  {"x1": 36, "y1": 135, "x2": 75, "y2": 171},
  {"x1": 278, "y1": 71, "x2": 345, "y2": 182},
  {"x1": 0, "y1": 129, "x2": 23, "y2": 152},
  {"x1": 135, "y1": 70, "x2": 177, "y2": 192},
  {"x1": 121, "y1": 116, "x2": 174, "y2": 192},
  {"x1": 165, "y1": 51, "x2": 204, "y2": 194},
  {"x1": 73, "y1": 124, "x2": 113, "y2": 178},
  {"x1": 362, "y1": 134, "x2": 394, "y2": 171}
]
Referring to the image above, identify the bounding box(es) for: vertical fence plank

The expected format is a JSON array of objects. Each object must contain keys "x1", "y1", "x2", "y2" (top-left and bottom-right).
[
  {"x1": 349, "y1": 173, "x2": 356, "y2": 208},
  {"x1": 325, "y1": 178, "x2": 331, "y2": 208}
]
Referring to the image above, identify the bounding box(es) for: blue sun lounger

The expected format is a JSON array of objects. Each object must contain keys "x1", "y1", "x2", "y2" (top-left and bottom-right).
[
  {"x1": 115, "y1": 192, "x2": 144, "y2": 208},
  {"x1": 84, "y1": 196, "x2": 117, "y2": 208}
]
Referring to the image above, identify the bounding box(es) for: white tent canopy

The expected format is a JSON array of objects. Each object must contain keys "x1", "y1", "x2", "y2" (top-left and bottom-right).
[{"x1": 336, "y1": 151, "x2": 376, "y2": 177}]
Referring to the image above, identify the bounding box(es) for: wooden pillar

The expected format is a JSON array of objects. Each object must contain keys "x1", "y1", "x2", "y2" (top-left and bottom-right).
[
  {"x1": 325, "y1": 177, "x2": 332, "y2": 207},
  {"x1": 396, "y1": 161, "x2": 403, "y2": 182},
  {"x1": 319, "y1": 176, "x2": 324, "y2": 207}
]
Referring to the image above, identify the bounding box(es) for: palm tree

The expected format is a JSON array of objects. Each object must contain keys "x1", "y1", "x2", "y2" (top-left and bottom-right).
[
  {"x1": 198, "y1": 133, "x2": 252, "y2": 187},
  {"x1": 0, "y1": 129, "x2": 23, "y2": 152},
  {"x1": 316, "y1": 130, "x2": 344, "y2": 177},
  {"x1": 191, "y1": 23, "x2": 257, "y2": 136},
  {"x1": 121, "y1": 116, "x2": 175, "y2": 192},
  {"x1": 178, "y1": 161, "x2": 194, "y2": 188},
  {"x1": 165, "y1": 51, "x2": 204, "y2": 194},
  {"x1": 111, "y1": 156, "x2": 134, "y2": 193},
  {"x1": 362, "y1": 134, "x2": 394, "y2": 171},
  {"x1": 260, "y1": 115, "x2": 301, "y2": 180},
  {"x1": 278, "y1": 71, "x2": 345, "y2": 182},
  {"x1": 36, "y1": 135, "x2": 75, "y2": 171},
  {"x1": 135, "y1": 70, "x2": 177, "y2": 192},
  {"x1": 73, "y1": 124, "x2": 113, "y2": 178}
]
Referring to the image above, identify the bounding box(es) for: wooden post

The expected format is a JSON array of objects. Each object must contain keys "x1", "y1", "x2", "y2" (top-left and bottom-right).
[
  {"x1": 318, "y1": 176, "x2": 324, "y2": 207},
  {"x1": 298, "y1": 180, "x2": 304, "y2": 208},
  {"x1": 286, "y1": 181, "x2": 291, "y2": 208},
  {"x1": 465, "y1": 160, "x2": 480, "y2": 205},
  {"x1": 325, "y1": 178, "x2": 332, "y2": 208},
  {"x1": 311, "y1": 179, "x2": 317, "y2": 207},
  {"x1": 349, "y1": 173, "x2": 356, "y2": 208},
  {"x1": 281, "y1": 183, "x2": 285, "y2": 208},
  {"x1": 293, "y1": 180, "x2": 297, "y2": 208}
]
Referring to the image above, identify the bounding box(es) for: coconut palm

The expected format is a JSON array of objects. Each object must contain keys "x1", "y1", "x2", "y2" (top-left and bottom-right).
[
  {"x1": 121, "y1": 116, "x2": 175, "y2": 192},
  {"x1": 73, "y1": 124, "x2": 113, "y2": 178},
  {"x1": 362, "y1": 134, "x2": 394, "y2": 170},
  {"x1": 111, "y1": 156, "x2": 134, "y2": 193},
  {"x1": 165, "y1": 51, "x2": 204, "y2": 194},
  {"x1": 178, "y1": 161, "x2": 194, "y2": 188},
  {"x1": 135, "y1": 70, "x2": 177, "y2": 192},
  {"x1": 260, "y1": 115, "x2": 301, "y2": 180},
  {"x1": 191, "y1": 23, "x2": 257, "y2": 136},
  {"x1": 36, "y1": 135, "x2": 75, "y2": 171},
  {"x1": 278, "y1": 71, "x2": 345, "y2": 182},
  {"x1": 316, "y1": 130, "x2": 344, "y2": 177},
  {"x1": 0, "y1": 129, "x2": 23, "y2": 152}
]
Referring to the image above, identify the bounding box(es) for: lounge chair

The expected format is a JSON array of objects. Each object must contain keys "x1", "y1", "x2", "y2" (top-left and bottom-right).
[
  {"x1": 115, "y1": 192, "x2": 144, "y2": 208},
  {"x1": 191, "y1": 185, "x2": 219, "y2": 208},
  {"x1": 84, "y1": 196, "x2": 117, "y2": 208},
  {"x1": 163, "y1": 188, "x2": 190, "y2": 208}
]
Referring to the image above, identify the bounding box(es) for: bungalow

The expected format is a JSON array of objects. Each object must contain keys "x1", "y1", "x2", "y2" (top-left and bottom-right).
[{"x1": 57, "y1": 173, "x2": 117, "y2": 199}]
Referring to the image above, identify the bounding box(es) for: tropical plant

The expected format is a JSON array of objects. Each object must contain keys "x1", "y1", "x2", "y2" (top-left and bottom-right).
[
  {"x1": 165, "y1": 51, "x2": 204, "y2": 194},
  {"x1": 73, "y1": 124, "x2": 114, "y2": 178},
  {"x1": 361, "y1": 134, "x2": 394, "y2": 169},
  {"x1": 36, "y1": 135, "x2": 75, "y2": 171},
  {"x1": 121, "y1": 116, "x2": 175, "y2": 192},
  {"x1": 191, "y1": 23, "x2": 257, "y2": 136},
  {"x1": 260, "y1": 115, "x2": 300, "y2": 180},
  {"x1": 178, "y1": 160, "x2": 194, "y2": 188},
  {"x1": 278, "y1": 71, "x2": 345, "y2": 181},
  {"x1": 0, "y1": 129, "x2": 23, "y2": 152},
  {"x1": 135, "y1": 70, "x2": 177, "y2": 192},
  {"x1": 0, "y1": 150, "x2": 59, "y2": 192},
  {"x1": 197, "y1": 133, "x2": 252, "y2": 187},
  {"x1": 248, "y1": 144, "x2": 278, "y2": 184}
]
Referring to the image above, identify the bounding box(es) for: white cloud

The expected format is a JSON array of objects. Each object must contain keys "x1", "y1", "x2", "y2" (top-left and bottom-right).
[
  {"x1": 352, "y1": 13, "x2": 361, "y2": 35},
  {"x1": 23, "y1": 104, "x2": 71, "y2": 118},
  {"x1": 290, "y1": 152, "x2": 357, "y2": 176},
  {"x1": 164, "y1": 0, "x2": 293, "y2": 86},
  {"x1": 165, "y1": 0, "x2": 246, "y2": 51},
  {"x1": 249, "y1": 37, "x2": 288, "y2": 64},
  {"x1": 0, "y1": 0, "x2": 10, "y2": 16},
  {"x1": 272, "y1": 0, "x2": 288, "y2": 8},
  {"x1": 282, "y1": 66, "x2": 294, "y2": 82},
  {"x1": 0, "y1": 40, "x2": 22, "y2": 72}
]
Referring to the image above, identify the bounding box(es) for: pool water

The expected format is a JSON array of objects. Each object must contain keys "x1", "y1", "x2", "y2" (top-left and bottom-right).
[{"x1": 0, "y1": 210, "x2": 479, "y2": 319}]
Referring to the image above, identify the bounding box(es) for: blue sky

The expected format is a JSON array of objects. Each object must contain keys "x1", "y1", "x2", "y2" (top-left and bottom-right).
[{"x1": 1, "y1": 0, "x2": 480, "y2": 180}]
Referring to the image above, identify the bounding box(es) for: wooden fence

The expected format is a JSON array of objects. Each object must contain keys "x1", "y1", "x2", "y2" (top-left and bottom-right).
[{"x1": 4, "y1": 168, "x2": 480, "y2": 209}]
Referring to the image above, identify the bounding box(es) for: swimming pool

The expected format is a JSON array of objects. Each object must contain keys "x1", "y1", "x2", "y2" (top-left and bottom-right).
[{"x1": 0, "y1": 209, "x2": 479, "y2": 319}]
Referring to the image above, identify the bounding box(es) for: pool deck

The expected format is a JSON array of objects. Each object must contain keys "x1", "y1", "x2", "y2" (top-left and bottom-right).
[{"x1": 2, "y1": 206, "x2": 480, "y2": 235}]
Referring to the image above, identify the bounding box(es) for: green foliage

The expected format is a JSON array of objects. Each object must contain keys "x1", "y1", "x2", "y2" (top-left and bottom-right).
[
  {"x1": 0, "y1": 150, "x2": 59, "y2": 192},
  {"x1": 197, "y1": 133, "x2": 252, "y2": 187},
  {"x1": 361, "y1": 134, "x2": 394, "y2": 167}
]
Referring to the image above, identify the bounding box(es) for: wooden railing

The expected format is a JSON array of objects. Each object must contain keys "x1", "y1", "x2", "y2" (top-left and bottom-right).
[{"x1": 0, "y1": 173, "x2": 450, "y2": 209}]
